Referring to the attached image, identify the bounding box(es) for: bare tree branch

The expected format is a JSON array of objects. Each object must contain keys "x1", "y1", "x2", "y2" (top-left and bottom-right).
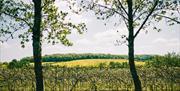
[{"x1": 134, "y1": 0, "x2": 159, "y2": 38}]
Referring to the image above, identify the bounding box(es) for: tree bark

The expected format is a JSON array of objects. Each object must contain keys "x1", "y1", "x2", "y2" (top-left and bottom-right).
[
  {"x1": 127, "y1": 0, "x2": 142, "y2": 91},
  {"x1": 32, "y1": 0, "x2": 44, "y2": 91}
]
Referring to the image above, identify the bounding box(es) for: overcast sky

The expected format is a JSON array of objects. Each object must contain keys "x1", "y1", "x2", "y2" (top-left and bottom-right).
[{"x1": 0, "y1": 1, "x2": 180, "y2": 62}]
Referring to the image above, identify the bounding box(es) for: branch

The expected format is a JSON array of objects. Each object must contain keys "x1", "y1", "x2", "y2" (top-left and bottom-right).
[
  {"x1": 155, "y1": 14, "x2": 180, "y2": 24},
  {"x1": 114, "y1": 1, "x2": 128, "y2": 26},
  {"x1": 133, "y1": 0, "x2": 145, "y2": 17},
  {"x1": 122, "y1": 14, "x2": 128, "y2": 28},
  {"x1": 2, "y1": 12, "x2": 33, "y2": 29},
  {"x1": 134, "y1": 11, "x2": 147, "y2": 21},
  {"x1": 5, "y1": 29, "x2": 17, "y2": 42},
  {"x1": 0, "y1": 29, "x2": 17, "y2": 42},
  {"x1": 177, "y1": 8, "x2": 180, "y2": 14},
  {"x1": 134, "y1": 6, "x2": 162, "y2": 21},
  {"x1": 117, "y1": 0, "x2": 128, "y2": 16},
  {"x1": 134, "y1": 0, "x2": 159, "y2": 38},
  {"x1": 94, "y1": 3, "x2": 128, "y2": 20}
]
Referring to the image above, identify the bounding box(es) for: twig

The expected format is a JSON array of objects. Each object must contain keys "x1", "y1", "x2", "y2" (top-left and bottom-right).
[
  {"x1": 134, "y1": 0, "x2": 159, "y2": 38},
  {"x1": 94, "y1": 3, "x2": 128, "y2": 20},
  {"x1": 3, "y1": 12, "x2": 33, "y2": 29}
]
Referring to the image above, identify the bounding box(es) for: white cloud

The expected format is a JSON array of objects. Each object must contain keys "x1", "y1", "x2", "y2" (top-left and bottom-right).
[
  {"x1": 0, "y1": 42, "x2": 11, "y2": 49},
  {"x1": 152, "y1": 38, "x2": 179, "y2": 46},
  {"x1": 0, "y1": 40, "x2": 33, "y2": 62},
  {"x1": 152, "y1": 38, "x2": 167, "y2": 43}
]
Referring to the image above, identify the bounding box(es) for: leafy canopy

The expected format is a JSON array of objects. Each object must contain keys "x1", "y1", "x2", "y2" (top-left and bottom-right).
[
  {"x1": 66, "y1": 0, "x2": 179, "y2": 42},
  {"x1": 0, "y1": 0, "x2": 87, "y2": 47}
]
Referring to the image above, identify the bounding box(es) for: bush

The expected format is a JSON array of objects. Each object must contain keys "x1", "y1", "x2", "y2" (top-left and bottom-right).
[
  {"x1": 98, "y1": 63, "x2": 107, "y2": 69},
  {"x1": 109, "y1": 62, "x2": 129, "y2": 68},
  {"x1": 145, "y1": 53, "x2": 180, "y2": 67},
  {"x1": 8, "y1": 59, "x2": 30, "y2": 69}
]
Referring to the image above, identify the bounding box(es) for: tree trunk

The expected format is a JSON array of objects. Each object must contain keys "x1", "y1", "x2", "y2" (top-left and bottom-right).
[
  {"x1": 32, "y1": 0, "x2": 44, "y2": 91},
  {"x1": 127, "y1": 0, "x2": 142, "y2": 91}
]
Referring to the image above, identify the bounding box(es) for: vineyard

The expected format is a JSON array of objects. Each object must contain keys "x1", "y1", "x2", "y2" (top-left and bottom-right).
[
  {"x1": 1, "y1": 0, "x2": 180, "y2": 90},
  {"x1": 0, "y1": 53, "x2": 180, "y2": 91},
  {"x1": 0, "y1": 64, "x2": 180, "y2": 91}
]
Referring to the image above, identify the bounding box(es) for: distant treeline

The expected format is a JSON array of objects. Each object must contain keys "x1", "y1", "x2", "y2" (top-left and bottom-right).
[
  {"x1": 19, "y1": 53, "x2": 153, "y2": 62},
  {"x1": 1, "y1": 53, "x2": 179, "y2": 69}
]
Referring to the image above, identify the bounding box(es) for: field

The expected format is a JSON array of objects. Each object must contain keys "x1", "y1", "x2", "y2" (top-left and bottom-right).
[
  {"x1": 43, "y1": 59, "x2": 145, "y2": 67},
  {"x1": 0, "y1": 65, "x2": 179, "y2": 91},
  {"x1": 1, "y1": 53, "x2": 180, "y2": 91}
]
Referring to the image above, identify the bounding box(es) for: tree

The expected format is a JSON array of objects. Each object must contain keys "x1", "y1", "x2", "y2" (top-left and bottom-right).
[
  {"x1": 32, "y1": 0, "x2": 43, "y2": 90},
  {"x1": 0, "y1": 0, "x2": 86, "y2": 90},
  {"x1": 67, "y1": 0, "x2": 180, "y2": 90}
]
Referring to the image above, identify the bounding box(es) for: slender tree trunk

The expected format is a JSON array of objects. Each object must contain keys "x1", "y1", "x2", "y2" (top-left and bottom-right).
[
  {"x1": 32, "y1": 0, "x2": 44, "y2": 91},
  {"x1": 127, "y1": 0, "x2": 142, "y2": 91}
]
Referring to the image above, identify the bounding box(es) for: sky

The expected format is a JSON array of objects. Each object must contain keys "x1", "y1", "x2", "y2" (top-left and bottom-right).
[{"x1": 0, "y1": 1, "x2": 180, "y2": 62}]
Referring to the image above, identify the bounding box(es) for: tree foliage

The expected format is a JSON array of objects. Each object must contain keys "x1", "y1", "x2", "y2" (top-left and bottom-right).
[
  {"x1": 0, "y1": 0, "x2": 87, "y2": 46},
  {"x1": 8, "y1": 59, "x2": 30, "y2": 69},
  {"x1": 18, "y1": 53, "x2": 154, "y2": 62},
  {"x1": 0, "y1": 0, "x2": 87, "y2": 90},
  {"x1": 145, "y1": 53, "x2": 180, "y2": 67},
  {"x1": 67, "y1": 0, "x2": 180, "y2": 39},
  {"x1": 65, "y1": 0, "x2": 180, "y2": 90}
]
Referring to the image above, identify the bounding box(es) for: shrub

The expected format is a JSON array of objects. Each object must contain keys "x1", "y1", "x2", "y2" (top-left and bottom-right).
[
  {"x1": 98, "y1": 63, "x2": 107, "y2": 69},
  {"x1": 8, "y1": 59, "x2": 30, "y2": 69},
  {"x1": 145, "y1": 53, "x2": 180, "y2": 67},
  {"x1": 109, "y1": 62, "x2": 129, "y2": 68}
]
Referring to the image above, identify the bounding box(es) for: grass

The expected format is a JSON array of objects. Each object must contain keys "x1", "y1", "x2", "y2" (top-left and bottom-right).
[{"x1": 43, "y1": 59, "x2": 145, "y2": 67}]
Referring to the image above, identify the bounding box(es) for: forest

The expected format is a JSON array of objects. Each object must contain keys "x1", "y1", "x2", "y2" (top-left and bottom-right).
[{"x1": 14, "y1": 53, "x2": 153, "y2": 62}]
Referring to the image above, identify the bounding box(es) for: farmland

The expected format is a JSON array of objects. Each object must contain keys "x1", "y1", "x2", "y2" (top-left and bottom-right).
[
  {"x1": 1, "y1": 0, "x2": 179, "y2": 90},
  {"x1": 43, "y1": 59, "x2": 145, "y2": 67},
  {"x1": 0, "y1": 53, "x2": 180, "y2": 91},
  {"x1": 0, "y1": 65, "x2": 179, "y2": 91}
]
